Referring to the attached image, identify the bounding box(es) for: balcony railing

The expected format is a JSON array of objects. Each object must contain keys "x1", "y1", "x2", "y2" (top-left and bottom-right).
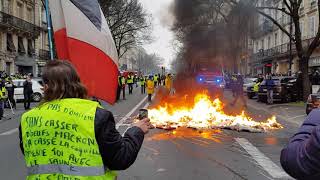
[
  {"x1": 0, "y1": 11, "x2": 40, "y2": 37},
  {"x1": 253, "y1": 16, "x2": 291, "y2": 38},
  {"x1": 251, "y1": 38, "x2": 315, "y2": 63}
]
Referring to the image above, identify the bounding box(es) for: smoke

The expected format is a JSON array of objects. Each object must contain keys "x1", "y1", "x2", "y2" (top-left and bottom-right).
[{"x1": 171, "y1": 0, "x2": 256, "y2": 75}]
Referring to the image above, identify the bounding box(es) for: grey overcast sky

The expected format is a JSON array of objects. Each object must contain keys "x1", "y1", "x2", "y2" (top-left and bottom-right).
[{"x1": 139, "y1": 0, "x2": 175, "y2": 67}]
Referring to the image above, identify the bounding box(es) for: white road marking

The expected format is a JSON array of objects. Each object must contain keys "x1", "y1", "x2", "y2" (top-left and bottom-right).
[
  {"x1": 0, "y1": 128, "x2": 18, "y2": 136},
  {"x1": 235, "y1": 138, "x2": 291, "y2": 179},
  {"x1": 116, "y1": 96, "x2": 148, "y2": 129},
  {"x1": 119, "y1": 101, "x2": 152, "y2": 136}
]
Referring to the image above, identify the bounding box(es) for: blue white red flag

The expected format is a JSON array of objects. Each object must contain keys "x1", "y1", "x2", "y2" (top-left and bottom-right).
[{"x1": 49, "y1": 0, "x2": 119, "y2": 104}]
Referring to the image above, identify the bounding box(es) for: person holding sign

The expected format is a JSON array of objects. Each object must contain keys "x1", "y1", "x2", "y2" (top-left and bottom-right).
[{"x1": 19, "y1": 60, "x2": 152, "y2": 180}]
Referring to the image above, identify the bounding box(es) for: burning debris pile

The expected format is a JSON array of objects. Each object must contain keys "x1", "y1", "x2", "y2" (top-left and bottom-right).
[{"x1": 148, "y1": 93, "x2": 283, "y2": 133}]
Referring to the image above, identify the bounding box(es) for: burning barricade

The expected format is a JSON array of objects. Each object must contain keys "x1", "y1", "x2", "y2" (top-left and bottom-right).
[{"x1": 147, "y1": 93, "x2": 283, "y2": 133}]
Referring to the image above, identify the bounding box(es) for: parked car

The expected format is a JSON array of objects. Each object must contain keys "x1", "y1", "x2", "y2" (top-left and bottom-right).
[
  {"x1": 13, "y1": 79, "x2": 43, "y2": 102},
  {"x1": 257, "y1": 77, "x2": 297, "y2": 103},
  {"x1": 243, "y1": 78, "x2": 258, "y2": 92},
  {"x1": 306, "y1": 93, "x2": 320, "y2": 114}
]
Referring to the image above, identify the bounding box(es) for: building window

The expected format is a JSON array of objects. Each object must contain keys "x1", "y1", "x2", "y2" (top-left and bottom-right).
[
  {"x1": 17, "y1": 2, "x2": 23, "y2": 19},
  {"x1": 27, "y1": 7, "x2": 33, "y2": 23},
  {"x1": 300, "y1": 22, "x2": 304, "y2": 38},
  {"x1": 18, "y1": 36, "x2": 25, "y2": 54},
  {"x1": 6, "y1": 33, "x2": 15, "y2": 52},
  {"x1": 255, "y1": 42, "x2": 258, "y2": 52},
  {"x1": 5, "y1": 62, "x2": 11, "y2": 75},
  {"x1": 3, "y1": 0, "x2": 12, "y2": 14},
  {"x1": 42, "y1": 8, "x2": 47, "y2": 24},
  {"x1": 261, "y1": 39, "x2": 264, "y2": 50},
  {"x1": 27, "y1": 39, "x2": 34, "y2": 56},
  {"x1": 268, "y1": 36, "x2": 271, "y2": 49},
  {"x1": 309, "y1": 16, "x2": 315, "y2": 38},
  {"x1": 274, "y1": 33, "x2": 278, "y2": 46}
]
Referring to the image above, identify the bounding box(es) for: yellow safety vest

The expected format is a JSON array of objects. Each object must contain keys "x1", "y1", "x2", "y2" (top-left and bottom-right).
[
  {"x1": 127, "y1": 76, "x2": 133, "y2": 84},
  {"x1": 21, "y1": 99, "x2": 117, "y2": 180},
  {"x1": 0, "y1": 87, "x2": 7, "y2": 99},
  {"x1": 154, "y1": 75, "x2": 158, "y2": 82},
  {"x1": 253, "y1": 82, "x2": 261, "y2": 92},
  {"x1": 140, "y1": 78, "x2": 145, "y2": 86}
]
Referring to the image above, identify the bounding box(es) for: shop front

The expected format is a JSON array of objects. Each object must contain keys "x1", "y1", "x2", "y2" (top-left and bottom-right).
[{"x1": 15, "y1": 55, "x2": 36, "y2": 75}]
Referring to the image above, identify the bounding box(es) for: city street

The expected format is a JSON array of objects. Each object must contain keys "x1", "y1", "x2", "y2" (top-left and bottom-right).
[{"x1": 0, "y1": 86, "x2": 307, "y2": 180}]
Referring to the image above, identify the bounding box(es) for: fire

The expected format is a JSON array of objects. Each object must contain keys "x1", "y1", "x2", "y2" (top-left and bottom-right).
[{"x1": 148, "y1": 93, "x2": 283, "y2": 132}]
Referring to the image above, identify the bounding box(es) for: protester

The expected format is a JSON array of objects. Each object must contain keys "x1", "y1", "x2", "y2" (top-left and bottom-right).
[
  {"x1": 140, "y1": 75, "x2": 146, "y2": 94},
  {"x1": 121, "y1": 75, "x2": 126, "y2": 100},
  {"x1": 231, "y1": 75, "x2": 237, "y2": 97},
  {"x1": 230, "y1": 75, "x2": 247, "y2": 108},
  {"x1": 19, "y1": 60, "x2": 153, "y2": 180},
  {"x1": 147, "y1": 75, "x2": 155, "y2": 102},
  {"x1": 134, "y1": 74, "x2": 138, "y2": 88},
  {"x1": 23, "y1": 74, "x2": 33, "y2": 110},
  {"x1": 265, "y1": 74, "x2": 275, "y2": 105},
  {"x1": 5, "y1": 78, "x2": 16, "y2": 109},
  {"x1": 157, "y1": 73, "x2": 161, "y2": 86},
  {"x1": 0, "y1": 79, "x2": 6, "y2": 120},
  {"x1": 116, "y1": 74, "x2": 122, "y2": 101},
  {"x1": 162, "y1": 74, "x2": 166, "y2": 86},
  {"x1": 165, "y1": 74, "x2": 173, "y2": 93},
  {"x1": 280, "y1": 109, "x2": 320, "y2": 179},
  {"x1": 127, "y1": 73, "x2": 134, "y2": 94},
  {"x1": 154, "y1": 74, "x2": 158, "y2": 88}
]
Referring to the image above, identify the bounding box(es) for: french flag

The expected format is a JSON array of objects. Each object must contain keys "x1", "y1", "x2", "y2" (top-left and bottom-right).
[{"x1": 48, "y1": 0, "x2": 119, "y2": 104}]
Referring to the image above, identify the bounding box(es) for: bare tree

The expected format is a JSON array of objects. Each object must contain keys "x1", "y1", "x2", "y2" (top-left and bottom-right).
[
  {"x1": 252, "y1": 0, "x2": 320, "y2": 99},
  {"x1": 99, "y1": 0, "x2": 153, "y2": 58},
  {"x1": 136, "y1": 48, "x2": 162, "y2": 75}
]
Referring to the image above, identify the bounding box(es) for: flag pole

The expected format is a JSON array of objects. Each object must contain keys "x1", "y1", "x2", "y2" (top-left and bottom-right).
[{"x1": 44, "y1": 0, "x2": 54, "y2": 60}]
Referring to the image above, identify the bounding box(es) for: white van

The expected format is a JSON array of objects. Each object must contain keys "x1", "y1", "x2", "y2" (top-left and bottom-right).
[{"x1": 12, "y1": 79, "x2": 44, "y2": 102}]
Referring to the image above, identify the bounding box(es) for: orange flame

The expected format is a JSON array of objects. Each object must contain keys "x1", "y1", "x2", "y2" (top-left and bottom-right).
[{"x1": 148, "y1": 93, "x2": 283, "y2": 132}]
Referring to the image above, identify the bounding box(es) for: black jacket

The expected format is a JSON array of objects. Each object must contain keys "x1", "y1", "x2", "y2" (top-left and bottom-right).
[
  {"x1": 6, "y1": 83, "x2": 16, "y2": 97},
  {"x1": 23, "y1": 80, "x2": 33, "y2": 95},
  {"x1": 19, "y1": 107, "x2": 145, "y2": 170}
]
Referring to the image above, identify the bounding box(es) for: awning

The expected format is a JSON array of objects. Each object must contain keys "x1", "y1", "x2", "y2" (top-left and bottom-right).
[{"x1": 15, "y1": 55, "x2": 35, "y2": 67}]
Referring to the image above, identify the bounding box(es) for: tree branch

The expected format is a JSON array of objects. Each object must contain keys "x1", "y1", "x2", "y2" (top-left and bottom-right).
[
  {"x1": 283, "y1": 0, "x2": 293, "y2": 14},
  {"x1": 257, "y1": 10, "x2": 294, "y2": 41},
  {"x1": 257, "y1": 6, "x2": 291, "y2": 16}
]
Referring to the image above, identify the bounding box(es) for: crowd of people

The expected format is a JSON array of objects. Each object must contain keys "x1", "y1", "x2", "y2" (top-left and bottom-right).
[
  {"x1": 0, "y1": 72, "x2": 35, "y2": 120},
  {"x1": 117, "y1": 72, "x2": 173, "y2": 102},
  {"x1": 227, "y1": 72, "x2": 306, "y2": 107}
]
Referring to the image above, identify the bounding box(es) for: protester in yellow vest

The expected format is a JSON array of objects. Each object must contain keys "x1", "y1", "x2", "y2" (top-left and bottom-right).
[
  {"x1": 253, "y1": 81, "x2": 261, "y2": 93},
  {"x1": 165, "y1": 74, "x2": 172, "y2": 90},
  {"x1": 154, "y1": 74, "x2": 158, "y2": 88},
  {"x1": 0, "y1": 79, "x2": 6, "y2": 120},
  {"x1": 147, "y1": 75, "x2": 155, "y2": 102},
  {"x1": 140, "y1": 75, "x2": 146, "y2": 94},
  {"x1": 19, "y1": 61, "x2": 152, "y2": 180},
  {"x1": 127, "y1": 73, "x2": 134, "y2": 95}
]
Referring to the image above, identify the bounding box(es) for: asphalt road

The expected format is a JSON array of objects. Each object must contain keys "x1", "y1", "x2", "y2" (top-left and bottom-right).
[{"x1": 0, "y1": 86, "x2": 307, "y2": 180}]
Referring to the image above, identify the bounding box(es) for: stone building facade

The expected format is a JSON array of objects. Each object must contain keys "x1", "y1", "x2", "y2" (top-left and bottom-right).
[
  {"x1": 0, "y1": 0, "x2": 49, "y2": 77},
  {"x1": 249, "y1": 0, "x2": 320, "y2": 76}
]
